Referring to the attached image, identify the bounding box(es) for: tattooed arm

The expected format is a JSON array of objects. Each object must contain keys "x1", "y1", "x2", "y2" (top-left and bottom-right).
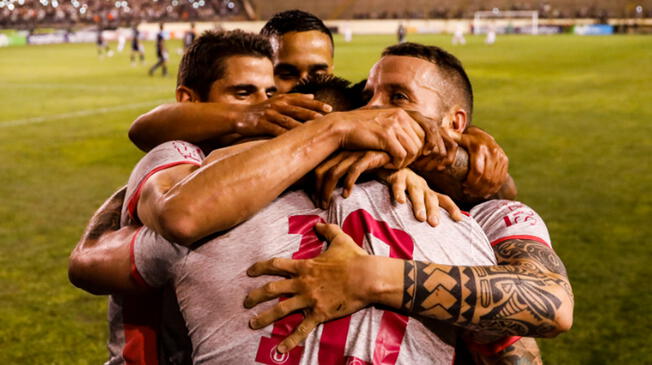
[
  {"x1": 398, "y1": 238, "x2": 573, "y2": 339},
  {"x1": 245, "y1": 224, "x2": 573, "y2": 353}
]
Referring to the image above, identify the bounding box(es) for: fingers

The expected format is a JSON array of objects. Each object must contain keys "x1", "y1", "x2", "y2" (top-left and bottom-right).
[
  {"x1": 244, "y1": 278, "x2": 298, "y2": 309},
  {"x1": 258, "y1": 120, "x2": 291, "y2": 136},
  {"x1": 265, "y1": 108, "x2": 303, "y2": 130},
  {"x1": 407, "y1": 182, "x2": 427, "y2": 223},
  {"x1": 440, "y1": 130, "x2": 459, "y2": 170},
  {"x1": 404, "y1": 110, "x2": 437, "y2": 155},
  {"x1": 314, "y1": 153, "x2": 348, "y2": 208},
  {"x1": 384, "y1": 132, "x2": 409, "y2": 169},
  {"x1": 437, "y1": 193, "x2": 463, "y2": 222},
  {"x1": 319, "y1": 153, "x2": 360, "y2": 208},
  {"x1": 390, "y1": 173, "x2": 407, "y2": 204},
  {"x1": 277, "y1": 316, "x2": 320, "y2": 354},
  {"x1": 423, "y1": 191, "x2": 441, "y2": 227},
  {"x1": 247, "y1": 257, "x2": 301, "y2": 277},
  {"x1": 342, "y1": 152, "x2": 390, "y2": 197},
  {"x1": 314, "y1": 222, "x2": 345, "y2": 243},
  {"x1": 282, "y1": 93, "x2": 333, "y2": 114},
  {"x1": 248, "y1": 295, "x2": 310, "y2": 330},
  {"x1": 272, "y1": 102, "x2": 324, "y2": 123}
]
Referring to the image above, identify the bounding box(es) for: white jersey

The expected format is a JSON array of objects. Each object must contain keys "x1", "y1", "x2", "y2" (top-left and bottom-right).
[
  {"x1": 107, "y1": 141, "x2": 204, "y2": 365},
  {"x1": 120, "y1": 140, "x2": 553, "y2": 365},
  {"x1": 131, "y1": 181, "x2": 505, "y2": 365}
]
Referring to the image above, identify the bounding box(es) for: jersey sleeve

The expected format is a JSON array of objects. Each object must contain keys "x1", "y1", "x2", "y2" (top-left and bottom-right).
[
  {"x1": 130, "y1": 226, "x2": 189, "y2": 289},
  {"x1": 469, "y1": 200, "x2": 552, "y2": 248},
  {"x1": 121, "y1": 140, "x2": 204, "y2": 225}
]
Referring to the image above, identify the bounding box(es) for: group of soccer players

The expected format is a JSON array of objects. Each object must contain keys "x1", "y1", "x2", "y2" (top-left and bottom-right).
[{"x1": 72, "y1": 9, "x2": 573, "y2": 365}]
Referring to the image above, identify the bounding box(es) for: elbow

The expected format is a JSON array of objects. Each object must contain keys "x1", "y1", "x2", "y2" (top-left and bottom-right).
[
  {"x1": 156, "y1": 204, "x2": 202, "y2": 246},
  {"x1": 542, "y1": 285, "x2": 574, "y2": 338},
  {"x1": 68, "y1": 251, "x2": 105, "y2": 295},
  {"x1": 129, "y1": 116, "x2": 153, "y2": 152}
]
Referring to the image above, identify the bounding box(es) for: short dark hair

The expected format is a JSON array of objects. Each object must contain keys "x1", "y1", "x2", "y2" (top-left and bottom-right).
[
  {"x1": 382, "y1": 42, "x2": 473, "y2": 122},
  {"x1": 177, "y1": 30, "x2": 273, "y2": 101},
  {"x1": 290, "y1": 74, "x2": 364, "y2": 112},
  {"x1": 260, "y1": 10, "x2": 333, "y2": 51}
]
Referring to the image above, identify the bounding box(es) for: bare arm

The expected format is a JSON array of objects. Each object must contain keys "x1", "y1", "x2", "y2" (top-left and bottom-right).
[
  {"x1": 470, "y1": 337, "x2": 542, "y2": 365},
  {"x1": 68, "y1": 187, "x2": 142, "y2": 295},
  {"x1": 129, "y1": 94, "x2": 331, "y2": 152},
  {"x1": 137, "y1": 108, "x2": 425, "y2": 246},
  {"x1": 245, "y1": 224, "x2": 573, "y2": 353}
]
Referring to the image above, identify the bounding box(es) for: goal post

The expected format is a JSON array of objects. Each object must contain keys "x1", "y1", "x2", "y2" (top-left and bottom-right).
[{"x1": 473, "y1": 10, "x2": 539, "y2": 35}]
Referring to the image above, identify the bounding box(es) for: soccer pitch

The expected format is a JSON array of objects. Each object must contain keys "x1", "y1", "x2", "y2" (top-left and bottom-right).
[{"x1": 0, "y1": 33, "x2": 650, "y2": 364}]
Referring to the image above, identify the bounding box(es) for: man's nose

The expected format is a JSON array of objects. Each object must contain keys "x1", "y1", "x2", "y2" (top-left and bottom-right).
[
  {"x1": 365, "y1": 95, "x2": 385, "y2": 108},
  {"x1": 254, "y1": 91, "x2": 269, "y2": 103}
]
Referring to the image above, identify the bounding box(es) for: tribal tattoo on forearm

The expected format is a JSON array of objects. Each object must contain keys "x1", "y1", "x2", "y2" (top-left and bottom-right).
[{"x1": 402, "y1": 239, "x2": 573, "y2": 338}]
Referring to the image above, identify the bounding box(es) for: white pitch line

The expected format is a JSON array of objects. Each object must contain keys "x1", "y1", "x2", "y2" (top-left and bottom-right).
[
  {"x1": 0, "y1": 99, "x2": 171, "y2": 128},
  {"x1": 0, "y1": 82, "x2": 168, "y2": 92}
]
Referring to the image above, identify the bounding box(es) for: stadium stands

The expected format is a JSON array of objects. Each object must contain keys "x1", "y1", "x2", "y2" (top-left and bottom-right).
[{"x1": 1, "y1": 0, "x2": 650, "y2": 29}]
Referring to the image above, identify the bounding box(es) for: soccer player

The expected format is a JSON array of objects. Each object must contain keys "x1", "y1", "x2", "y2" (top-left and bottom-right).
[
  {"x1": 243, "y1": 43, "x2": 573, "y2": 361},
  {"x1": 96, "y1": 25, "x2": 111, "y2": 58},
  {"x1": 71, "y1": 43, "x2": 571, "y2": 363},
  {"x1": 183, "y1": 23, "x2": 197, "y2": 49},
  {"x1": 130, "y1": 24, "x2": 145, "y2": 66},
  {"x1": 260, "y1": 10, "x2": 335, "y2": 93},
  {"x1": 148, "y1": 23, "x2": 168, "y2": 77},
  {"x1": 73, "y1": 29, "x2": 295, "y2": 365},
  {"x1": 397, "y1": 23, "x2": 407, "y2": 43},
  {"x1": 130, "y1": 10, "x2": 512, "y2": 205}
]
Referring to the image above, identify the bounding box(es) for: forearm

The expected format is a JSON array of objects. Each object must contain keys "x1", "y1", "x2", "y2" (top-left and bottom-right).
[
  {"x1": 129, "y1": 102, "x2": 241, "y2": 151},
  {"x1": 364, "y1": 255, "x2": 573, "y2": 338},
  {"x1": 68, "y1": 226, "x2": 140, "y2": 295},
  {"x1": 69, "y1": 187, "x2": 143, "y2": 294},
  {"x1": 470, "y1": 337, "x2": 542, "y2": 365},
  {"x1": 155, "y1": 117, "x2": 343, "y2": 245}
]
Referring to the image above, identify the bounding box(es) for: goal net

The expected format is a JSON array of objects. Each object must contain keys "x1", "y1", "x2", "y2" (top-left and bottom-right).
[{"x1": 473, "y1": 10, "x2": 539, "y2": 35}]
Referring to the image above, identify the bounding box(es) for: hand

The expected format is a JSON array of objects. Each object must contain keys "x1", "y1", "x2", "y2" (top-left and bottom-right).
[
  {"x1": 377, "y1": 168, "x2": 463, "y2": 226},
  {"x1": 245, "y1": 223, "x2": 371, "y2": 354},
  {"x1": 237, "y1": 93, "x2": 333, "y2": 137},
  {"x1": 460, "y1": 126, "x2": 509, "y2": 199},
  {"x1": 313, "y1": 150, "x2": 390, "y2": 209},
  {"x1": 404, "y1": 110, "x2": 458, "y2": 161},
  {"x1": 329, "y1": 108, "x2": 425, "y2": 169}
]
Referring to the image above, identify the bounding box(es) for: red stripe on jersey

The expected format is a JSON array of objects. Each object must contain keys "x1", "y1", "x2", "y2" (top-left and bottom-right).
[
  {"x1": 121, "y1": 292, "x2": 162, "y2": 365},
  {"x1": 126, "y1": 161, "x2": 201, "y2": 222},
  {"x1": 490, "y1": 235, "x2": 551, "y2": 248},
  {"x1": 129, "y1": 227, "x2": 150, "y2": 289},
  {"x1": 465, "y1": 336, "x2": 522, "y2": 356},
  {"x1": 461, "y1": 211, "x2": 470, "y2": 217}
]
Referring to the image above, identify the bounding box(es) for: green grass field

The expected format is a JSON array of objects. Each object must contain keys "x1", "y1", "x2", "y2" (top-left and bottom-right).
[{"x1": 0, "y1": 33, "x2": 650, "y2": 364}]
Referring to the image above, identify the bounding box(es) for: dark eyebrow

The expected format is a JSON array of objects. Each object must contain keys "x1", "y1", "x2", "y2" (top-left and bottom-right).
[
  {"x1": 386, "y1": 83, "x2": 414, "y2": 96},
  {"x1": 308, "y1": 64, "x2": 329, "y2": 73},
  {"x1": 226, "y1": 84, "x2": 258, "y2": 93},
  {"x1": 274, "y1": 63, "x2": 299, "y2": 74}
]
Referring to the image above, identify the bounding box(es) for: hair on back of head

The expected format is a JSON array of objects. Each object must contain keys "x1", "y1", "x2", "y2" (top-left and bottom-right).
[
  {"x1": 177, "y1": 29, "x2": 273, "y2": 101},
  {"x1": 290, "y1": 74, "x2": 364, "y2": 112},
  {"x1": 260, "y1": 10, "x2": 333, "y2": 49},
  {"x1": 382, "y1": 42, "x2": 473, "y2": 123}
]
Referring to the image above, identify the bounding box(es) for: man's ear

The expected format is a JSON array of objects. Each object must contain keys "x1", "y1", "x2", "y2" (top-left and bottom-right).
[
  {"x1": 176, "y1": 85, "x2": 200, "y2": 102},
  {"x1": 448, "y1": 107, "x2": 468, "y2": 133}
]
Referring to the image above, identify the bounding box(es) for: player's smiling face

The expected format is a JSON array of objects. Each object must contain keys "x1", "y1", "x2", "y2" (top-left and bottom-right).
[
  {"x1": 272, "y1": 30, "x2": 334, "y2": 93},
  {"x1": 364, "y1": 55, "x2": 452, "y2": 126},
  {"x1": 206, "y1": 55, "x2": 277, "y2": 104}
]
